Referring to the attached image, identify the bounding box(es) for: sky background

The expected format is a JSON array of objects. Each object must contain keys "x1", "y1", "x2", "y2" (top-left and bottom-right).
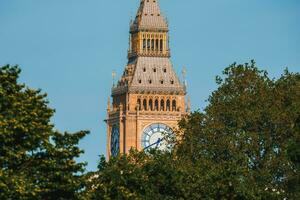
[{"x1": 0, "y1": 0, "x2": 299, "y2": 171}]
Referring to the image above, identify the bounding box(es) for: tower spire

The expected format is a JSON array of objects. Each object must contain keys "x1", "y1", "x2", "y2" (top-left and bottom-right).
[{"x1": 131, "y1": 0, "x2": 168, "y2": 32}]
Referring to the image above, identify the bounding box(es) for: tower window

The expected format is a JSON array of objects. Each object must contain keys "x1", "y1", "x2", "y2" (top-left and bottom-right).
[
  {"x1": 149, "y1": 99, "x2": 153, "y2": 111},
  {"x1": 163, "y1": 68, "x2": 167, "y2": 73},
  {"x1": 166, "y1": 100, "x2": 171, "y2": 111},
  {"x1": 153, "y1": 68, "x2": 156, "y2": 72},
  {"x1": 160, "y1": 80, "x2": 164, "y2": 84},
  {"x1": 151, "y1": 39, "x2": 154, "y2": 50},
  {"x1": 143, "y1": 99, "x2": 147, "y2": 110},
  {"x1": 148, "y1": 79, "x2": 152, "y2": 84},
  {"x1": 143, "y1": 39, "x2": 146, "y2": 50},
  {"x1": 170, "y1": 80, "x2": 174, "y2": 84},
  {"x1": 138, "y1": 79, "x2": 142, "y2": 84},
  {"x1": 147, "y1": 39, "x2": 150, "y2": 50},
  {"x1": 155, "y1": 99, "x2": 159, "y2": 110},
  {"x1": 143, "y1": 67, "x2": 146, "y2": 72},
  {"x1": 160, "y1": 99, "x2": 165, "y2": 111},
  {"x1": 172, "y1": 100, "x2": 177, "y2": 111}
]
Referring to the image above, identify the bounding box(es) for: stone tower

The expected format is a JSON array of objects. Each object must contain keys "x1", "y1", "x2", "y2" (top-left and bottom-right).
[{"x1": 106, "y1": 0, "x2": 186, "y2": 158}]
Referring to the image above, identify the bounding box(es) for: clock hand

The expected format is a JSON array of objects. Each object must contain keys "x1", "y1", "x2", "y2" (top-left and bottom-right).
[
  {"x1": 144, "y1": 138, "x2": 163, "y2": 150},
  {"x1": 144, "y1": 141, "x2": 159, "y2": 150}
]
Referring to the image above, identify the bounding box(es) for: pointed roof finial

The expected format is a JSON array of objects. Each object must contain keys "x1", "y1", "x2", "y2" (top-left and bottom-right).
[
  {"x1": 187, "y1": 96, "x2": 191, "y2": 113},
  {"x1": 107, "y1": 97, "x2": 111, "y2": 111},
  {"x1": 182, "y1": 66, "x2": 187, "y2": 79},
  {"x1": 182, "y1": 66, "x2": 187, "y2": 88},
  {"x1": 112, "y1": 70, "x2": 116, "y2": 87}
]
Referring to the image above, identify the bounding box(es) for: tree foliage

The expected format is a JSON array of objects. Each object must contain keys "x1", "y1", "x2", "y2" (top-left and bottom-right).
[
  {"x1": 0, "y1": 65, "x2": 89, "y2": 200},
  {"x1": 89, "y1": 61, "x2": 300, "y2": 199}
]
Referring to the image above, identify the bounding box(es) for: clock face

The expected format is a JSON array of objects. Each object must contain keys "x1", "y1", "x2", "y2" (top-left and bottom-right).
[
  {"x1": 141, "y1": 123, "x2": 174, "y2": 151},
  {"x1": 110, "y1": 125, "x2": 120, "y2": 157}
]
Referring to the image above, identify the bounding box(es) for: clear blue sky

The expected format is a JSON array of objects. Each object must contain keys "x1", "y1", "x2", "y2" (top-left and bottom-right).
[{"x1": 0, "y1": 0, "x2": 299, "y2": 171}]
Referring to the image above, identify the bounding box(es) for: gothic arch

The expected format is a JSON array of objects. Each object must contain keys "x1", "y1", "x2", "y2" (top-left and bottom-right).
[
  {"x1": 143, "y1": 99, "x2": 147, "y2": 110},
  {"x1": 151, "y1": 39, "x2": 154, "y2": 50},
  {"x1": 143, "y1": 39, "x2": 146, "y2": 50},
  {"x1": 172, "y1": 100, "x2": 176, "y2": 111},
  {"x1": 155, "y1": 39, "x2": 159, "y2": 51},
  {"x1": 160, "y1": 99, "x2": 165, "y2": 111},
  {"x1": 160, "y1": 39, "x2": 163, "y2": 51},
  {"x1": 149, "y1": 99, "x2": 153, "y2": 111},
  {"x1": 147, "y1": 39, "x2": 151, "y2": 50},
  {"x1": 155, "y1": 99, "x2": 159, "y2": 111},
  {"x1": 166, "y1": 99, "x2": 171, "y2": 111}
]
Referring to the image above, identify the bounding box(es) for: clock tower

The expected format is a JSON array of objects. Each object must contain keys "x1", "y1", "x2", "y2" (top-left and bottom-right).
[{"x1": 106, "y1": 0, "x2": 187, "y2": 158}]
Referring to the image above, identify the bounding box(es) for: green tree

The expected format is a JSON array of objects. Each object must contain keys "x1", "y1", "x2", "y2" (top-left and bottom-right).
[
  {"x1": 287, "y1": 127, "x2": 300, "y2": 199},
  {"x1": 89, "y1": 151, "x2": 147, "y2": 200},
  {"x1": 177, "y1": 61, "x2": 300, "y2": 199},
  {"x1": 0, "y1": 65, "x2": 89, "y2": 200},
  {"x1": 88, "y1": 150, "x2": 182, "y2": 200}
]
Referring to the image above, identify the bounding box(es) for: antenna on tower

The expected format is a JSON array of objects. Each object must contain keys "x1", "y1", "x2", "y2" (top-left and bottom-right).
[
  {"x1": 107, "y1": 97, "x2": 111, "y2": 112},
  {"x1": 182, "y1": 66, "x2": 190, "y2": 113},
  {"x1": 187, "y1": 96, "x2": 191, "y2": 113},
  {"x1": 112, "y1": 70, "x2": 116, "y2": 87},
  {"x1": 165, "y1": 16, "x2": 169, "y2": 26},
  {"x1": 181, "y1": 66, "x2": 187, "y2": 88}
]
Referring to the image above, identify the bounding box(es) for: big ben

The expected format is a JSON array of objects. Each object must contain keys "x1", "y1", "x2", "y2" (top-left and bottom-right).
[{"x1": 106, "y1": 0, "x2": 186, "y2": 158}]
